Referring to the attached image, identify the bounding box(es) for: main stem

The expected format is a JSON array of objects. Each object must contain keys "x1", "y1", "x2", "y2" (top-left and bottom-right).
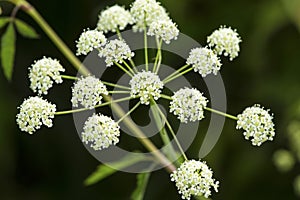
[
  {"x1": 17, "y1": 0, "x2": 176, "y2": 172},
  {"x1": 150, "y1": 99, "x2": 178, "y2": 163},
  {"x1": 106, "y1": 95, "x2": 176, "y2": 172}
]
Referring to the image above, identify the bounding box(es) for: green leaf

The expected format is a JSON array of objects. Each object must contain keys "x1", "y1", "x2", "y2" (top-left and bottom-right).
[
  {"x1": 131, "y1": 172, "x2": 151, "y2": 200},
  {"x1": 1, "y1": 22, "x2": 16, "y2": 80},
  {"x1": 84, "y1": 153, "x2": 146, "y2": 186},
  {"x1": 14, "y1": 19, "x2": 39, "y2": 39},
  {"x1": 0, "y1": 17, "x2": 10, "y2": 29}
]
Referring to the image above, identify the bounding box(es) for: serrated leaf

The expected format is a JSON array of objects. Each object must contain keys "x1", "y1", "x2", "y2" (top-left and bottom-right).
[
  {"x1": 84, "y1": 153, "x2": 146, "y2": 186},
  {"x1": 131, "y1": 172, "x2": 151, "y2": 200},
  {"x1": 0, "y1": 17, "x2": 10, "y2": 29},
  {"x1": 14, "y1": 19, "x2": 39, "y2": 39},
  {"x1": 1, "y1": 22, "x2": 15, "y2": 80}
]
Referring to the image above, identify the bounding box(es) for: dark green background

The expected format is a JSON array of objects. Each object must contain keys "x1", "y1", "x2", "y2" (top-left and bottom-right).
[{"x1": 0, "y1": 0, "x2": 300, "y2": 199}]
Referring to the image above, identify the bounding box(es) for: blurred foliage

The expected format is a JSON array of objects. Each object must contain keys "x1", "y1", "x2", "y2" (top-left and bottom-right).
[{"x1": 0, "y1": 0, "x2": 300, "y2": 199}]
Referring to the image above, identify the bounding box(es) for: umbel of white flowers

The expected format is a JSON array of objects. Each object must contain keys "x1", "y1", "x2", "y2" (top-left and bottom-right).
[
  {"x1": 170, "y1": 159, "x2": 219, "y2": 199},
  {"x1": 236, "y1": 104, "x2": 275, "y2": 146},
  {"x1": 29, "y1": 57, "x2": 65, "y2": 95},
  {"x1": 16, "y1": 96, "x2": 56, "y2": 134},
  {"x1": 97, "y1": 5, "x2": 134, "y2": 33},
  {"x1": 15, "y1": 1, "x2": 276, "y2": 200},
  {"x1": 81, "y1": 113, "x2": 120, "y2": 150},
  {"x1": 129, "y1": 71, "x2": 164, "y2": 105},
  {"x1": 170, "y1": 88, "x2": 208, "y2": 123},
  {"x1": 71, "y1": 76, "x2": 108, "y2": 109}
]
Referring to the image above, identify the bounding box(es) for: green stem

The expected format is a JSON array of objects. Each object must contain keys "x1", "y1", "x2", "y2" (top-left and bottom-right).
[
  {"x1": 108, "y1": 91, "x2": 131, "y2": 94},
  {"x1": 55, "y1": 96, "x2": 133, "y2": 115},
  {"x1": 153, "y1": 37, "x2": 162, "y2": 73},
  {"x1": 144, "y1": 26, "x2": 149, "y2": 71},
  {"x1": 155, "y1": 102, "x2": 188, "y2": 161},
  {"x1": 160, "y1": 94, "x2": 173, "y2": 101},
  {"x1": 163, "y1": 67, "x2": 194, "y2": 84},
  {"x1": 163, "y1": 64, "x2": 190, "y2": 83},
  {"x1": 150, "y1": 99, "x2": 178, "y2": 162},
  {"x1": 61, "y1": 74, "x2": 78, "y2": 81},
  {"x1": 114, "y1": 62, "x2": 134, "y2": 77},
  {"x1": 117, "y1": 101, "x2": 141, "y2": 124},
  {"x1": 204, "y1": 107, "x2": 238, "y2": 120},
  {"x1": 19, "y1": 1, "x2": 90, "y2": 76},
  {"x1": 154, "y1": 38, "x2": 162, "y2": 74},
  {"x1": 116, "y1": 28, "x2": 123, "y2": 40},
  {"x1": 122, "y1": 59, "x2": 136, "y2": 75}
]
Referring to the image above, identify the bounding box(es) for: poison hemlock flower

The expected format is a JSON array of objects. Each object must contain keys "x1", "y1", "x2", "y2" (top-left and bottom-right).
[
  {"x1": 29, "y1": 57, "x2": 65, "y2": 95},
  {"x1": 16, "y1": 96, "x2": 56, "y2": 134},
  {"x1": 130, "y1": 0, "x2": 169, "y2": 32},
  {"x1": 76, "y1": 29, "x2": 107, "y2": 56},
  {"x1": 170, "y1": 160, "x2": 219, "y2": 200},
  {"x1": 97, "y1": 5, "x2": 133, "y2": 33},
  {"x1": 129, "y1": 71, "x2": 164, "y2": 105},
  {"x1": 98, "y1": 39, "x2": 135, "y2": 67},
  {"x1": 71, "y1": 76, "x2": 108, "y2": 109},
  {"x1": 207, "y1": 26, "x2": 241, "y2": 61},
  {"x1": 186, "y1": 47, "x2": 222, "y2": 77},
  {"x1": 236, "y1": 104, "x2": 275, "y2": 146},
  {"x1": 170, "y1": 88, "x2": 208, "y2": 123},
  {"x1": 273, "y1": 149, "x2": 295, "y2": 172},
  {"x1": 82, "y1": 113, "x2": 120, "y2": 150},
  {"x1": 147, "y1": 19, "x2": 179, "y2": 44}
]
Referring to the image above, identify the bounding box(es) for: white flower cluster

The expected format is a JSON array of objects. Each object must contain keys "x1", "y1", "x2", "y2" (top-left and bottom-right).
[
  {"x1": 207, "y1": 26, "x2": 241, "y2": 61},
  {"x1": 170, "y1": 160, "x2": 219, "y2": 200},
  {"x1": 129, "y1": 71, "x2": 164, "y2": 105},
  {"x1": 82, "y1": 113, "x2": 120, "y2": 150},
  {"x1": 76, "y1": 29, "x2": 107, "y2": 56},
  {"x1": 71, "y1": 76, "x2": 108, "y2": 109},
  {"x1": 147, "y1": 19, "x2": 179, "y2": 44},
  {"x1": 130, "y1": 0, "x2": 169, "y2": 32},
  {"x1": 97, "y1": 5, "x2": 133, "y2": 33},
  {"x1": 236, "y1": 104, "x2": 275, "y2": 146},
  {"x1": 98, "y1": 39, "x2": 134, "y2": 67},
  {"x1": 170, "y1": 88, "x2": 208, "y2": 123},
  {"x1": 16, "y1": 96, "x2": 56, "y2": 134},
  {"x1": 29, "y1": 57, "x2": 65, "y2": 95},
  {"x1": 186, "y1": 47, "x2": 222, "y2": 77}
]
